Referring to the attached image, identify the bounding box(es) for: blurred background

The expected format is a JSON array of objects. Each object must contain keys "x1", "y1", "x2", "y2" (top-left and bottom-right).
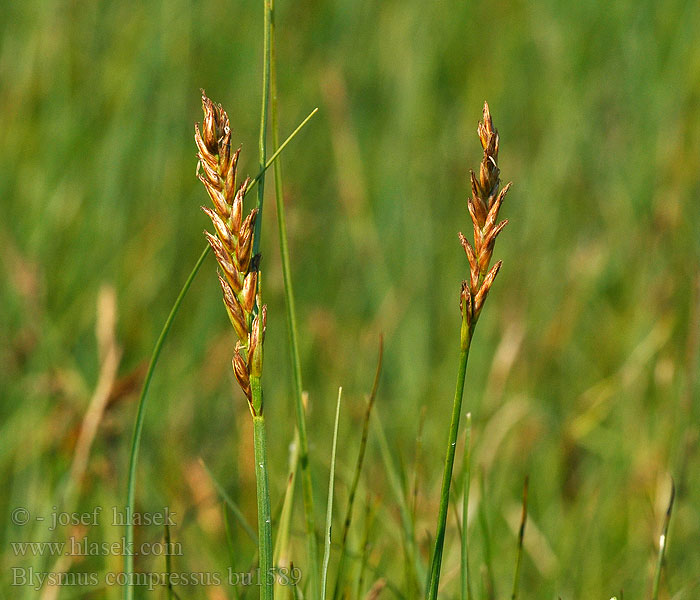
[{"x1": 1, "y1": 0, "x2": 699, "y2": 597}]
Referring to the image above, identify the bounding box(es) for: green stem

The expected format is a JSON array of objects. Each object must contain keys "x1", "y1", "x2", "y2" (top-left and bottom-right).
[
  {"x1": 332, "y1": 338, "x2": 383, "y2": 600},
  {"x1": 426, "y1": 339, "x2": 471, "y2": 600},
  {"x1": 461, "y1": 413, "x2": 473, "y2": 600},
  {"x1": 254, "y1": 0, "x2": 272, "y2": 259},
  {"x1": 651, "y1": 480, "x2": 675, "y2": 600},
  {"x1": 252, "y1": 389, "x2": 274, "y2": 600},
  {"x1": 269, "y1": 5, "x2": 320, "y2": 599}
]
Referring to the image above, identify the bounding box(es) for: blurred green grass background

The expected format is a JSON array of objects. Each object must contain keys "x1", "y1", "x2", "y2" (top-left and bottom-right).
[{"x1": 1, "y1": 0, "x2": 699, "y2": 597}]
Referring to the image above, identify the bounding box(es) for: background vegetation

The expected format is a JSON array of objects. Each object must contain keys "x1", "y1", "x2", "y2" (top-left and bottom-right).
[{"x1": 1, "y1": 0, "x2": 699, "y2": 597}]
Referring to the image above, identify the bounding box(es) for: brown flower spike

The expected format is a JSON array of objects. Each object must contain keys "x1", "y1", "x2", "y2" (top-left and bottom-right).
[
  {"x1": 459, "y1": 103, "x2": 511, "y2": 349},
  {"x1": 196, "y1": 91, "x2": 266, "y2": 413}
]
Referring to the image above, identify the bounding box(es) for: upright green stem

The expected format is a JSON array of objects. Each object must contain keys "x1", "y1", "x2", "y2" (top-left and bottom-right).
[
  {"x1": 426, "y1": 336, "x2": 471, "y2": 600},
  {"x1": 269, "y1": 3, "x2": 320, "y2": 599},
  {"x1": 254, "y1": 0, "x2": 272, "y2": 258},
  {"x1": 651, "y1": 481, "x2": 675, "y2": 600},
  {"x1": 461, "y1": 413, "x2": 473, "y2": 600},
  {"x1": 253, "y1": 3, "x2": 273, "y2": 596},
  {"x1": 252, "y1": 385, "x2": 273, "y2": 600}
]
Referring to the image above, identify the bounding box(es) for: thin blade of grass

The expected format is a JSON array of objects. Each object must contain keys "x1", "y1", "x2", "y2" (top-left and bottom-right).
[
  {"x1": 332, "y1": 336, "x2": 383, "y2": 600},
  {"x1": 269, "y1": 7, "x2": 321, "y2": 598},
  {"x1": 291, "y1": 562, "x2": 303, "y2": 600},
  {"x1": 223, "y1": 502, "x2": 242, "y2": 596},
  {"x1": 461, "y1": 413, "x2": 473, "y2": 600},
  {"x1": 510, "y1": 476, "x2": 528, "y2": 600},
  {"x1": 652, "y1": 479, "x2": 676, "y2": 600},
  {"x1": 322, "y1": 387, "x2": 343, "y2": 600},
  {"x1": 356, "y1": 494, "x2": 377, "y2": 600},
  {"x1": 122, "y1": 108, "x2": 317, "y2": 599},
  {"x1": 275, "y1": 428, "x2": 301, "y2": 600},
  {"x1": 373, "y1": 411, "x2": 424, "y2": 595},
  {"x1": 478, "y1": 469, "x2": 495, "y2": 600},
  {"x1": 199, "y1": 458, "x2": 257, "y2": 544}
]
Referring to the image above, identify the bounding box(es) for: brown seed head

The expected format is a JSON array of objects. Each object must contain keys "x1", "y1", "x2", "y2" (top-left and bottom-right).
[{"x1": 459, "y1": 103, "x2": 511, "y2": 329}]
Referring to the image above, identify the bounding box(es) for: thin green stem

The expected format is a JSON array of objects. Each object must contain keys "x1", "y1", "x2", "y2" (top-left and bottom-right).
[
  {"x1": 269, "y1": 4, "x2": 320, "y2": 598},
  {"x1": 122, "y1": 110, "x2": 317, "y2": 599},
  {"x1": 426, "y1": 340, "x2": 471, "y2": 600},
  {"x1": 332, "y1": 338, "x2": 383, "y2": 600},
  {"x1": 651, "y1": 480, "x2": 675, "y2": 600},
  {"x1": 461, "y1": 413, "x2": 473, "y2": 600},
  {"x1": 511, "y1": 477, "x2": 528, "y2": 600},
  {"x1": 252, "y1": 396, "x2": 273, "y2": 600},
  {"x1": 253, "y1": 0, "x2": 272, "y2": 259},
  {"x1": 321, "y1": 388, "x2": 343, "y2": 600}
]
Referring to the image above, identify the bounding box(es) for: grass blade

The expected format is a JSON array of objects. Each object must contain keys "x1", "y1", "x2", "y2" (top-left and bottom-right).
[
  {"x1": 652, "y1": 479, "x2": 676, "y2": 600},
  {"x1": 252, "y1": 0, "x2": 272, "y2": 260},
  {"x1": 478, "y1": 469, "x2": 495, "y2": 600},
  {"x1": 332, "y1": 336, "x2": 383, "y2": 600},
  {"x1": 164, "y1": 520, "x2": 174, "y2": 600},
  {"x1": 510, "y1": 476, "x2": 528, "y2": 600},
  {"x1": 122, "y1": 107, "x2": 317, "y2": 599},
  {"x1": 373, "y1": 410, "x2": 424, "y2": 594},
  {"x1": 322, "y1": 387, "x2": 343, "y2": 600},
  {"x1": 275, "y1": 428, "x2": 301, "y2": 600},
  {"x1": 461, "y1": 413, "x2": 473, "y2": 600},
  {"x1": 356, "y1": 494, "x2": 377, "y2": 600},
  {"x1": 269, "y1": 4, "x2": 321, "y2": 597},
  {"x1": 199, "y1": 458, "x2": 257, "y2": 544}
]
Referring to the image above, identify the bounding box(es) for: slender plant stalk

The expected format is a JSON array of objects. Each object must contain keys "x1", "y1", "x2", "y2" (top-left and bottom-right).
[
  {"x1": 461, "y1": 413, "x2": 473, "y2": 600},
  {"x1": 651, "y1": 480, "x2": 675, "y2": 600},
  {"x1": 356, "y1": 494, "x2": 376, "y2": 600},
  {"x1": 164, "y1": 521, "x2": 174, "y2": 600},
  {"x1": 253, "y1": 0, "x2": 272, "y2": 257},
  {"x1": 252, "y1": 1, "x2": 273, "y2": 595},
  {"x1": 321, "y1": 388, "x2": 343, "y2": 600},
  {"x1": 426, "y1": 103, "x2": 510, "y2": 600},
  {"x1": 374, "y1": 412, "x2": 424, "y2": 592},
  {"x1": 426, "y1": 342, "x2": 471, "y2": 600},
  {"x1": 511, "y1": 477, "x2": 528, "y2": 600},
  {"x1": 332, "y1": 338, "x2": 383, "y2": 600},
  {"x1": 478, "y1": 470, "x2": 495, "y2": 600},
  {"x1": 122, "y1": 108, "x2": 316, "y2": 599},
  {"x1": 253, "y1": 407, "x2": 273, "y2": 600},
  {"x1": 269, "y1": 3, "x2": 321, "y2": 598},
  {"x1": 274, "y1": 428, "x2": 300, "y2": 600}
]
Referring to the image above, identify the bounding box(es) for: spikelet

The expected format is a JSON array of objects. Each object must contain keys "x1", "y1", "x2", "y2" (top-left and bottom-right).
[
  {"x1": 196, "y1": 91, "x2": 265, "y2": 413},
  {"x1": 459, "y1": 103, "x2": 511, "y2": 348}
]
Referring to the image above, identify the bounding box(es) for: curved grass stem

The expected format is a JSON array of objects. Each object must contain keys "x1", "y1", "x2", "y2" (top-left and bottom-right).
[
  {"x1": 269, "y1": 3, "x2": 320, "y2": 597},
  {"x1": 122, "y1": 105, "x2": 317, "y2": 600}
]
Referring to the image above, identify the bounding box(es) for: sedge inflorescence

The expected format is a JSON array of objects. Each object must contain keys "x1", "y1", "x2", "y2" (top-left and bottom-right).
[
  {"x1": 459, "y1": 102, "x2": 511, "y2": 349},
  {"x1": 195, "y1": 91, "x2": 266, "y2": 413}
]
